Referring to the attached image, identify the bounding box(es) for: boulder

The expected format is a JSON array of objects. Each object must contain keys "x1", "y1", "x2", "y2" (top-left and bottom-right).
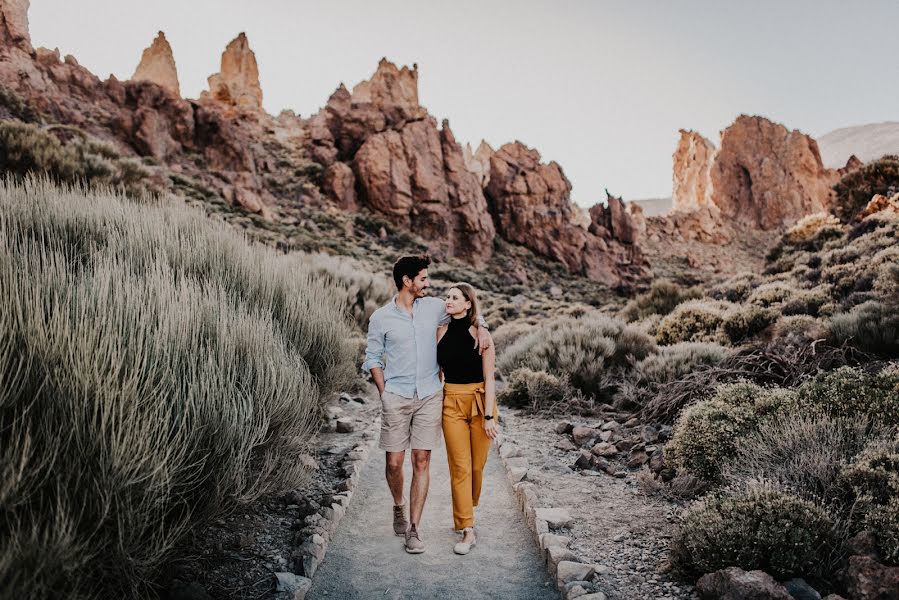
[
  {"x1": 845, "y1": 555, "x2": 899, "y2": 600},
  {"x1": 783, "y1": 578, "x2": 821, "y2": 600},
  {"x1": 571, "y1": 426, "x2": 599, "y2": 447},
  {"x1": 696, "y1": 567, "x2": 793, "y2": 600}
]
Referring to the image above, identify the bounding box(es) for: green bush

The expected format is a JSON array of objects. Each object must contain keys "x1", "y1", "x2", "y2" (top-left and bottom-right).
[
  {"x1": 655, "y1": 300, "x2": 734, "y2": 345},
  {"x1": 620, "y1": 279, "x2": 701, "y2": 322},
  {"x1": 498, "y1": 314, "x2": 655, "y2": 401},
  {"x1": 670, "y1": 484, "x2": 835, "y2": 580},
  {"x1": 833, "y1": 155, "x2": 899, "y2": 222},
  {"x1": 0, "y1": 121, "x2": 155, "y2": 198},
  {"x1": 497, "y1": 368, "x2": 577, "y2": 413},
  {"x1": 667, "y1": 382, "x2": 796, "y2": 482},
  {"x1": 708, "y1": 273, "x2": 761, "y2": 303},
  {"x1": 725, "y1": 412, "x2": 883, "y2": 505},
  {"x1": 0, "y1": 180, "x2": 357, "y2": 598},
  {"x1": 746, "y1": 283, "x2": 794, "y2": 307},
  {"x1": 634, "y1": 342, "x2": 728, "y2": 386},
  {"x1": 829, "y1": 301, "x2": 899, "y2": 357},
  {"x1": 781, "y1": 288, "x2": 830, "y2": 317},
  {"x1": 841, "y1": 436, "x2": 899, "y2": 563},
  {"x1": 722, "y1": 304, "x2": 778, "y2": 343},
  {"x1": 796, "y1": 367, "x2": 899, "y2": 426}
]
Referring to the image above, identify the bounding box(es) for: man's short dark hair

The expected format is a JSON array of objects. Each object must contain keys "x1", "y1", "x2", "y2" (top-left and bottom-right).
[{"x1": 393, "y1": 255, "x2": 431, "y2": 290}]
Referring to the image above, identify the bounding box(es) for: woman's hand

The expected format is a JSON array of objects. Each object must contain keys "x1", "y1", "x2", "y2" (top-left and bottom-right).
[{"x1": 484, "y1": 418, "x2": 499, "y2": 440}]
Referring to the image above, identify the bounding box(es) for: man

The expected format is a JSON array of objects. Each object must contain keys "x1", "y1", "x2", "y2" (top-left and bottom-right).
[{"x1": 362, "y1": 255, "x2": 492, "y2": 554}]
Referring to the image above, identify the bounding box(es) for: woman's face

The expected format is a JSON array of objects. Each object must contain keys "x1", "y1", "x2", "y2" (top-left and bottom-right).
[{"x1": 444, "y1": 288, "x2": 471, "y2": 316}]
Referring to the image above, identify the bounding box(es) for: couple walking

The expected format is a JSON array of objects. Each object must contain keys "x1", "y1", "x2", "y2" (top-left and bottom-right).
[{"x1": 362, "y1": 255, "x2": 499, "y2": 555}]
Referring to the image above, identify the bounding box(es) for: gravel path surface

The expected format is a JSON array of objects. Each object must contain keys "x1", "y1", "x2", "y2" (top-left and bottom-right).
[{"x1": 307, "y1": 439, "x2": 559, "y2": 599}]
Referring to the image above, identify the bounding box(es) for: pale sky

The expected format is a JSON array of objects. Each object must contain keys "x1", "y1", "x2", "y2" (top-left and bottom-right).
[{"x1": 29, "y1": 0, "x2": 899, "y2": 206}]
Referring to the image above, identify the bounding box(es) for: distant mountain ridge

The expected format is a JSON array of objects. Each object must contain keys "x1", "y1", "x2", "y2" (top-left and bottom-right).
[{"x1": 818, "y1": 121, "x2": 899, "y2": 168}]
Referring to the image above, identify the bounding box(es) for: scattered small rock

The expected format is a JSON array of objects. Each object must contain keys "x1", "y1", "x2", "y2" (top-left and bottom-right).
[
  {"x1": 535, "y1": 507, "x2": 574, "y2": 529},
  {"x1": 556, "y1": 438, "x2": 578, "y2": 451},
  {"x1": 572, "y1": 426, "x2": 599, "y2": 447},
  {"x1": 640, "y1": 425, "x2": 659, "y2": 443},
  {"x1": 335, "y1": 418, "x2": 354, "y2": 433},
  {"x1": 555, "y1": 421, "x2": 575, "y2": 434},
  {"x1": 784, "y1": 578, "x2": 821, "y2": 600}
]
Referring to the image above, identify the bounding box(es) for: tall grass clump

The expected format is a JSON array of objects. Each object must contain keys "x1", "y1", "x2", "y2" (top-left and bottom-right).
[{"x1": 0, "y1": 178, "x2": 357, "y2": 599}]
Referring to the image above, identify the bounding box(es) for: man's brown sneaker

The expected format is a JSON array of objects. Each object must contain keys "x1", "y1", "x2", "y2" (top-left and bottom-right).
[
  {"x1": 404, "y1": 524, "x2": 425, "y2": 554},
  {"x1": 392, "y1": 501, "x2": 408, "y2": 536}
]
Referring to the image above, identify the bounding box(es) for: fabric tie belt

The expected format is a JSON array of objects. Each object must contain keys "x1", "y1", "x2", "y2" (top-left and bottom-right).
[{"x1": 443, "y1": 381, "x2": 496, "y2": 419}]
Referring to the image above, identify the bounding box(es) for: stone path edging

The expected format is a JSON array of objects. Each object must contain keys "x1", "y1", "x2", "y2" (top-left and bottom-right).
[
  {"x1": 274, "y1": 417, "x2": 382, "y2": 600},
  {"x1": 495, "y1": 432, "x2": 608, "y2": 600}
]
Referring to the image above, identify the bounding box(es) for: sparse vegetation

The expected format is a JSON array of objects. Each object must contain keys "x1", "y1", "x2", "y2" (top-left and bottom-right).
[{"x1": 833, "y1": 155, "x2": 899, "y2": 222}]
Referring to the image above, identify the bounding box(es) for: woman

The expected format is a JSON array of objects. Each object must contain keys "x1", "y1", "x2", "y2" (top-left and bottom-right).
[{"x1": 436, "y1": 282, "x2": 499, "y2": 555}]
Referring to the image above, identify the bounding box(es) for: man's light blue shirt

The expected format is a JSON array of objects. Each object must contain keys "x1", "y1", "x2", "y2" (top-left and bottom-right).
[{"x1": 362, "y1": 295, "x2": 485, "y2": 399}]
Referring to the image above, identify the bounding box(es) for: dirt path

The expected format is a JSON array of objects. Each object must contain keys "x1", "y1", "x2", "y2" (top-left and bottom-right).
[{"x1": 307, "y1": 438, "x2": 559, "y2": 600}]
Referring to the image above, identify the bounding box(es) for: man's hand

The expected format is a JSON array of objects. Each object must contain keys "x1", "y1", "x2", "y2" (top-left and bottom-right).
[{"x1": 474, "y1": 327, "x2": 493, "y2": 355}]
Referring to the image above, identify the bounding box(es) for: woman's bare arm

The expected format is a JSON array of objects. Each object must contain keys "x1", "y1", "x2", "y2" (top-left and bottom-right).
[{"x1": 481, "y1": 343, "x2": 499, "y2": 439}]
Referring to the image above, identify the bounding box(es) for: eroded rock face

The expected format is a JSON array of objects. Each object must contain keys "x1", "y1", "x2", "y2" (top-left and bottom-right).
[
  {"x1": 132, "y1": 31, "x2": 180, "y2": 97},
  {"x1": 0, "y1": 0, "x2": 30, "y2": 51},
  {"x1": 322, "y1": 162, "x2": 357, "y2": 209},
  {"x1": 351, "y1": 58, "x2": 421, "y2": 120},
  {"x1": 205, "y1": 32, "x2": 263, "y2": 111},
  {"x1": 352, "y1": 117, "x2": 494, "y2": 264},
  {"x1": 710, "y1": 115, "x2": 840, "y2": 230},
  {"x1": 463, "y1": 140, "x2": 494, "y2": 187},
  {"x1": 672, "y1": 129, "x2": 716, "y2": 213},
  {"x1": 486, "y1": 142, "x2": 650, "y2": 287}
]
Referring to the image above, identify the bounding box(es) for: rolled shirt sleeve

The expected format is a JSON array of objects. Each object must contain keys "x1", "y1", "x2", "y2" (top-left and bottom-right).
[{"x1": 361, "y1": 312, "x2": 386, "y2": 371}]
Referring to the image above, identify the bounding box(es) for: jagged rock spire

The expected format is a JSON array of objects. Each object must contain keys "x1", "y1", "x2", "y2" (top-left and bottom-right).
[
  {"x1": 0, "y1": 0, "x2": 32, "y2": 51},
  {"x1": 205, "y1": 32, "x2": 262, "y2": 110},
  {"x1": 131, "y1": 31, "x2": 180, "y2": 97}
]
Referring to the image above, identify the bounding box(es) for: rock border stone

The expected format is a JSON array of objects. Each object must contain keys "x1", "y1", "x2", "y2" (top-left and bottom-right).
[
  {"x1": 276, "y1": 417, "x2": 382, "y2": 600},
  {"x1": 495, "y1": 433, "x2": 606, "y2": 600}
]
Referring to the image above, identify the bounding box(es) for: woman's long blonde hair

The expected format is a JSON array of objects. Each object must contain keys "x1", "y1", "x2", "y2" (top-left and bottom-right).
[{"x1": 452, "y1": 282, "x2": 480, "y2": 327}]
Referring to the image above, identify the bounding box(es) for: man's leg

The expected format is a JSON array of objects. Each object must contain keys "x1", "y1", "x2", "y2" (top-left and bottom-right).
[
  {"x1": 385, "y1": 450, "x2": 405, "y2": 505},
  {"x1": 409, "y1": 449, "x2": 431, "y2": 527}
]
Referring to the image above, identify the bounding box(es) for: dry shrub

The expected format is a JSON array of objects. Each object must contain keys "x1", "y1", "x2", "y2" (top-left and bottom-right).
[
  {"x1": 0, "y1": 179, "x2": 357, "y2": 599},
  {"x1": 725, "y1": 412, "x2": 889, "y2": 506},
  {"x1": 722, "y1": 304, "x2": 777, "y2": 343},
  {"x1": 655, "y1": 299, "x2": 735, "y2": 345},
  {"x1": 617, "y1": 342, "x2": 727, "y2": 410},
  {"x1": 841, "y1": 435, "x2": 899, "y2": 564},
  {"x1": 829, "y1": 301, "x2": 899, "y2": 357},
  {"x1": 498, "y1": 314, "x2": 655, "y2": 401},
  {"x1": 708, "y1": 272, "x2": 761, "y2": 303},
  {"x1": 493, "y1": 320, "x2": 536, "y2": 354},
  {"x1": 0, "y1": 121, "x2": 155, "y2": 198},
  {"x1": 620, "y1": 279, "x2": 701, "y2": 322},
  {"x1": 497, "y1": 368, "x2": 587, "y2": 415},
  {"x1": 670, "y1": 483, "x2": 835, "y2": 581},
  {"x1": 294, "y1": 252, "x2": 394, "y2": 329},
  {"x1": 833, "y1": 154, "x2": 899, "y2": 222},
  {"x1": 785, "y1": 212, "x2": 843, "y2": 243},
  {"x1": 640, "y1": 340, "x2": 867, "y2": 424},
  {"x1": 667, "y1": 382, "x2": 797, "y2": 482},
  {"x1": 797, "y1": 366, "x2": 899, "y2": 427}
]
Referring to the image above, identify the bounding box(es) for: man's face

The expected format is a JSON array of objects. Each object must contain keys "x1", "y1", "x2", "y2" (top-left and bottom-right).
[{"x1": 405, "y1": 269, "x2": 430, "y2": 298}]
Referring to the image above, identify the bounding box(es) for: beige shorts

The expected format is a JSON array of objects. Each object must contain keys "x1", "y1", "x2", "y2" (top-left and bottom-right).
[{"x1": 379, "y1": 389, "x2": 443, "y2": 452}]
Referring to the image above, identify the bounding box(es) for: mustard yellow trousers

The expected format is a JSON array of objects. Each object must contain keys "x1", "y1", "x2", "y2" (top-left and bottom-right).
[{"x1": 442, "y1": 382, "x2": 496, "y2": 530}]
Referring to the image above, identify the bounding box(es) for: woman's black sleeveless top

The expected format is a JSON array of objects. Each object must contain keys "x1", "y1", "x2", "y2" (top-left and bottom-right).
[{"x1": 437, "y1": 317, "x2": 484, "y2": 384}]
